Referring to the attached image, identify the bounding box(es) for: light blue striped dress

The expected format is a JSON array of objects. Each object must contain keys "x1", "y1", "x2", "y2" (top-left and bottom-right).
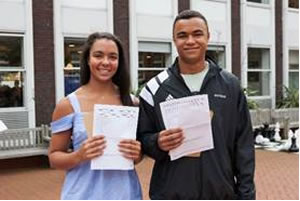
[{"x1": 50, "y1": 92, "x2": 142, "y2": 200}]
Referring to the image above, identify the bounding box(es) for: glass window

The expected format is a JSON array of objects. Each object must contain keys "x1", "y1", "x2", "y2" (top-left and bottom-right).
[
  {"x1": 138, "y1": 42, "x2": 171, "y2": 87},
  {"x1": 248, "y1": 48, "x2": 270, "y2": 70},
  {"x1": 247, "y1": 0, "x2": 269, "y2": 4},
  {"x1": 247, "y1": 48, "x2": 271, "y2": 96},
  {"x1": 289, "y1": 0, "x2": 299, "y2": 9},
  {"x1": 139, "y1": 52, "x2": 167, "y2": 68},
  {"x1": 288, "y1": 50, "x2": 299, "y2": 89},
  {"x1": 0, "y1": 36, "x2": 24, "y2": 108},
  {"x1": 0, "y1": 37, "x2": 22, "y2": 67},
  {"x1": 64, "y1": 38, "x2": 85, "y2": 96},
  {"x1": 206, "y1": 46, "x2": 226, "y2": 68}
]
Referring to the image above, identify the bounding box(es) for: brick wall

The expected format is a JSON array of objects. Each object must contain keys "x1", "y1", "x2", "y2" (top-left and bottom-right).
[
  {"x1": 113, "y1": 0, "x2": 130, "y2": 69},
  {"x1": 178, "y1": 0, "x2": 190, "y2": 13},
  {"x1": 231, "y1": 0, "x2": 241, "y2": 79},
  {"x1": 32, "y1": 0, "x2": 56, "y2": 126},
  {"x1": 275, "y1": 0, "x2": 283, "y2": 104}
]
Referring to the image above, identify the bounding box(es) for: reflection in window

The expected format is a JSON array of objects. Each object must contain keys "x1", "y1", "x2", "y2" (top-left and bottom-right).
[
  {"x1": 138, "y1": 52, "x2": 171, "y2": 86},
  {"x1": 138, "y1": 70, "x2": 162, "y2": 87},
  {"x1": 0, "y1": 37, "x2": 22, "y2": 67},
  {"x1": 247, "y1": 48, "x2": 270, "y2": 96},
  {"x1": 0, "y1": 72, "x2": 23, "y2": 107},
  {"x1": 64, "y1": 38, "x2": 85, "y2": 96},
  {"x1": 138, "y1": 42, "x2": 171, "y2": 87},
  {"x1": 139, "y1": 52, "x2": 167, "y2": 68},
  {"x1": 206, "y1": 46, "x2": 226, "y2": 68},
  {"x1": 289, "y1": 50, "x2": 299, "y2": 89},
  {"x1": 289, "y1": 0, "x2": 299, "y2": 9},
  {"x1": 0, "y1": 36, "x2": 24, "y2": 108},
  {"x1": 248, "y1": 48, "x2": 270, "y2": 70},
  {"x1": 247, "y1": 0, "x2": 269, "y2": 4}
]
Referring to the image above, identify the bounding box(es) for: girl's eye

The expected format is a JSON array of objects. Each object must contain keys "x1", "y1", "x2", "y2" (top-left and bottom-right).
[
  {"x1": 110, "y1": 56, "x2": 118, "y2": 60},
  {"x1": 93, "y1": 53, "x2": 103, "y2": 58}
]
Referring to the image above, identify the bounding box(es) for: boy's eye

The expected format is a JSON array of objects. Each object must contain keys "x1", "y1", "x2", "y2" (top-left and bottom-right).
[{"x1": 194, "y1": 32, "x2": 203, "y2": 36}]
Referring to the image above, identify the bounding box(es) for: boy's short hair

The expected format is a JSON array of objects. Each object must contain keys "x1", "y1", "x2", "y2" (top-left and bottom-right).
[{"x1": 173, "y1": 10, "x2": 209, "y2": 35}]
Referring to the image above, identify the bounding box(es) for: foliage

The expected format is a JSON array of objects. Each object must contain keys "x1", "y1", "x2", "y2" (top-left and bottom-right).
[
  {"x1": 243, "y1": 88, "x2": 259, "y2": 110},
  {"x1": 277, "y1": 86, "x2": 299, "y2": 108},
  {"x1": 247, "y1": 99, "x2": 259, "y2": 110},
  {"x1": 132, "y1": 83, "x2": 145, "y2": 97}
]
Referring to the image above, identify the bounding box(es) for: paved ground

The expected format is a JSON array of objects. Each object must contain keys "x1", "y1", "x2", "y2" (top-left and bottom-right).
[{"x1": 0, "y1": 150, "x2": 298, "y2": 200}]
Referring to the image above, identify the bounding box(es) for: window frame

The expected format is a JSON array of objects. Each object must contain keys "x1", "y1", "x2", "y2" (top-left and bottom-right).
[
  {"x1": 246, "y1": 0, "x2": 270, "y2": 5},
  {"x1": 63, "y1": 37, "x2": 86, "y2": 96},
  {"x1": 0, "y1": 33, "x2": 26, "y2": 110},
  {"x1": 246, "y1": 0, "x2": 271, "y2": 9},
  {"x1": 288, "y1": 49, "x2": 299, "y2": 89},
  {"x1": 247, "y1": 47, "x2": 272, "y2": 97},
  {"x1": 288, "y1": 0, "x2": 299, "y2": 9},
  {"x1": 138, "y1": 41, "x2": 172, "y2": 87},
  {"x1": 206, "y1": 45, "x2": 226, "y2": 68}
]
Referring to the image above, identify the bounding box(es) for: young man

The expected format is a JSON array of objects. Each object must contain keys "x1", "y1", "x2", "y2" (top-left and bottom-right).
[{"x1": 137, "y1": 10, "x2": 255, "y2": 199}]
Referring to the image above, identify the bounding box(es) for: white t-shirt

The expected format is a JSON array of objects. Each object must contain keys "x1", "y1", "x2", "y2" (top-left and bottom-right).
[{"x1": 181, "y1": 61, "x2": 209, "y2": 92}]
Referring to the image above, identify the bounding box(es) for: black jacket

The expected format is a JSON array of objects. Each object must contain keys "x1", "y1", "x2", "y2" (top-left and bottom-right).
[{"x1": 137, "y1": 58, "x2": 255, "y2": 199}]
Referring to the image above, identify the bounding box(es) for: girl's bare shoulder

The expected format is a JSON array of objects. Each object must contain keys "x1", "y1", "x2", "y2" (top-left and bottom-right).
[{"x1": 52, "y1": 97, "x2": 74, "y2": 121}]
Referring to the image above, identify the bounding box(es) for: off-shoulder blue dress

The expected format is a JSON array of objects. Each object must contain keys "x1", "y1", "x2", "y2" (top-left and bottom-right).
[{"x1": 50, "y1": 92, "x2": 142, "y2": 200}]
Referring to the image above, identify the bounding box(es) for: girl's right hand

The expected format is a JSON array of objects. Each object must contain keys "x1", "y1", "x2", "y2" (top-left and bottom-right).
[{"x1": 76, "y1": 135, "x2": 106, "y2": 162}]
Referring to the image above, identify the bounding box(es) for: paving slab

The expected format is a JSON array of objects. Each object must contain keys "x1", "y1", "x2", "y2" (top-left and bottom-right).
[{"x1": 0, "y1": 150, "x2": 298, "y2": 200}]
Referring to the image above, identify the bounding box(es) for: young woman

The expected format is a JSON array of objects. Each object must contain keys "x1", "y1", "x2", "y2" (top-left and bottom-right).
[{"x1": 49, "y1": 32, "x2": 142, "y2": 200}]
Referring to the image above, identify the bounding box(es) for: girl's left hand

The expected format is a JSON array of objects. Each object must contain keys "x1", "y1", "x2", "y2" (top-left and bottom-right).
[{"x1": 118, "y1": 139, "x2": 142, "y2": 163}]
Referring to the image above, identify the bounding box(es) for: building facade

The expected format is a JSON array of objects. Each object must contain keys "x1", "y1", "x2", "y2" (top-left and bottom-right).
[{"x1": 0, "y1": 0, "x2": 298, "y2": 129}]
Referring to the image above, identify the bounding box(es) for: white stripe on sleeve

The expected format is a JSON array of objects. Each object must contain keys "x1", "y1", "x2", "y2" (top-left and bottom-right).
[
  {"x1": 147, "y1": 77, "x2": 160, "y2": 95},
  {"x1": 139, "y1": 87, "x2": 154, "y2": 106},
  {"x1": 157, "y1": 70, "x2": 169, "y2": 83}
]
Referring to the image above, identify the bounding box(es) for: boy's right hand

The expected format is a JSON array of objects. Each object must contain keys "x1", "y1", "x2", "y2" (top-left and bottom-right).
[{"x1": 157, "y1": 128, "x2": 184, "y2": 152}]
